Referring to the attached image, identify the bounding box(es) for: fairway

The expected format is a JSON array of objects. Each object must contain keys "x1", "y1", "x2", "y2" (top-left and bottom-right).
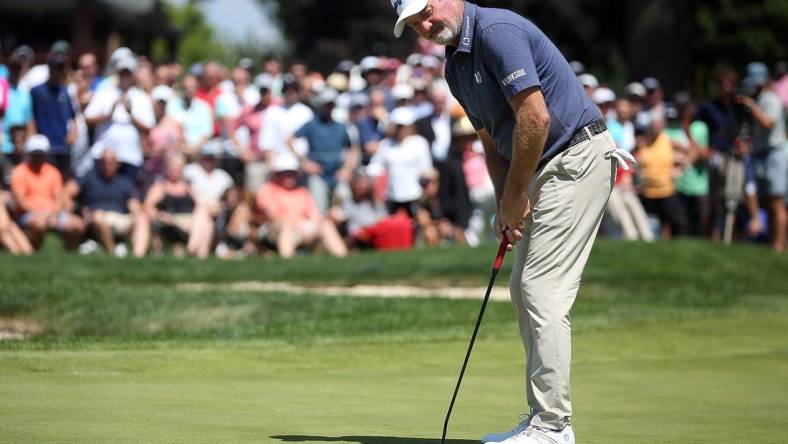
[{"x1": 1, "y1": 240, "x2": 787, "y2": 443}]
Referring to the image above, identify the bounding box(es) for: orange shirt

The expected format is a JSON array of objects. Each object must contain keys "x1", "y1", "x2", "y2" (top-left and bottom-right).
[
  {"x1": 10, "y1": 162, "x2": 63, "y2": 212},
  {"x1": 637, "y1": 132, "x2": 675, "y2": 199},
  {"x1": 256, "y1": 181, "x2": 319, "y2": 223}
]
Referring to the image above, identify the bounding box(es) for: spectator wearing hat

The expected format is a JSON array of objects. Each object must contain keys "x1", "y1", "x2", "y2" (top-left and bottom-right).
[
  {"x1": 73, "y1": 149, "x2": 149, "y2": 257},
  {"x1": 593, "y1": 87, "x2": 617, "y2": 121},
  {"x1": 10, "y1": 134, "x2": 84, "y2": 250},
  {"x1": 288, "y1": 88, "x2": 359, "y2": 214},
  {"x1": 19, "y1": 40, "x2": 71, "y2": 91},
  {"x1": 2, "y1": 50, "x2": 36, "y2": 155},
  {"x1": 165, "y1": 74, "x2": 214, "y2": 159},
  {"x1": 30, "y1": 53, "x2": 77, "y2": 178},
  {"x1": 77, "y1": 52, "x2": 102, "y2": 93},
  {"x1": 368, "y1": 106, "x2": 433, "y2": 217},
  {"x1": 642, "y1": 77, "x2": 667, "y2": 122},
  {"x1": 624, "y1": 82, "x2": 649, "y2": 127},
  {"x1": 578, "y1": 73, "x2": 598, "y2": 98},
  {"x1": 634, "y1": 112, "x2": 689, "y2": 238},
  {"x1": 736, "y1": 62, "x2": 787, "y2": 252},
  {"x1": 453, "y1": 117, "x2": 494, "y2": 247},
  {"x1": 665, "y1": 93, "x2": 712, "y2": 237},
  {"x1": 347, "y1": 94, "x2": 383, "y2": 165},
  {"x1": 84, "y1": 54, "x2": 155, "y2": 184},
  {"x1": 183, "y1": 140, "x2": 234, "y2": 217},
  {"x1": 256, "y1": 155, "x2": 347, "y2": 258},
  {"x1": 433, "y1": 116, "x2": 473, "y2": 246},
  {"x1": 144, "y1": 154, "x2": 214, "y2": 259},
  {"x1": 329, "y1": 170, "x2": 390, "y2": 249}
]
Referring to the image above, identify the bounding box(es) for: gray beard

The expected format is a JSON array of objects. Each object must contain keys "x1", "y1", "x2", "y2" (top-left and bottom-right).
[{"x1": 431, "y1": 20, "x2": 461, "y2": 45}]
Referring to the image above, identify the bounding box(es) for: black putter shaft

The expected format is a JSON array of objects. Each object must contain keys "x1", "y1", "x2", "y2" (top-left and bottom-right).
[{"x1": 441, "y1": 237, "x2": 509, "y2": 444}]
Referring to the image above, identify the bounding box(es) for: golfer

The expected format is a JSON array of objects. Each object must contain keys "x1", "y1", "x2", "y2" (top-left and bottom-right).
[{"x1": 392, "y1": 1, "x2": 634, "y2": 443}]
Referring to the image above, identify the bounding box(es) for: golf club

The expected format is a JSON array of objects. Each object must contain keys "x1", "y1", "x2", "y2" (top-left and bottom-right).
[{"x1": 441, "y1": 236, "x2": 510, "y2": 444}]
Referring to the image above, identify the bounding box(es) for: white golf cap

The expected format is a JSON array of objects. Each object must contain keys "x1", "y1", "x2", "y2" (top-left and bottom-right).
[
  {"x1": 359, "y1": 56, "x2": 381, "y2": 73},
  {"x1": 25, "y1": 134, "x2": 51, "y2": 154},
  {"x1": 254, "y1": 73, "x2": 274, "y2": 90},
  {"x1": 271, "y1": 154, "x2": 300, "y2": 174},
  {"x1": 389, "y1": 107, "x2": 417, "y2": 126},
  {"x1": 392, "y1": 0, "x2": 429, "y2": 38},
  {"x1": 392, "y1": 83, "x2": 415, "y2": 101},
  {"x1": 592, "y1": 87, "x2": 616, "y2": 105},
  {"x1": 115, "y1": 55, "x2": 138, "y2": 74},
  {"x1": 151, "y1": 85, "x2": 174, "y2": 103},
  {"x1": 311, "y1": 88, "x2": 339, "y2": 108},
  {"x1": 578, "y1": 73, "x2": 598, "y2": 89},
  {"x1": 624, "y1": 82, "x2": 647, "y2": 98}
]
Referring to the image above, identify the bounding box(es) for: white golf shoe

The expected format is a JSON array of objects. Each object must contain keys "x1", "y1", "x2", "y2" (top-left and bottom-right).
[
  {"x1": 496, "y1": 425, "x2": 575, "y2": 444},
  {"x1": 481, "y1": 414, "x2": 532, "y2": 443}
]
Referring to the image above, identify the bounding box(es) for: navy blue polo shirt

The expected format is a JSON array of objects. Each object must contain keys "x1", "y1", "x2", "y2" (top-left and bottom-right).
[
  {"x1": 444, "y1": 2, "x2": 599, "y2": 168},
  {"x1": 30, "y1": 83, "x2": 74, "y2": 154},
  {"x1": 295, "y1": 117, "x2": 352, "y2": 187},
  {"x1": 78, "y1": 168, "x2": 138, "y2": 214}
]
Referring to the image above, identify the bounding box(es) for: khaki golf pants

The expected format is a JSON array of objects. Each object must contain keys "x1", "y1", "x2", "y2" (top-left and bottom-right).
[{"x1": 509, "y1": 130, "x2": 617, "y2": 431}]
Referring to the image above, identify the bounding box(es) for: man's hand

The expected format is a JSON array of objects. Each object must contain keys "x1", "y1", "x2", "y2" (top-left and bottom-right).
[
  {"x1": 303, "y1": 160, "x2": 323, "y2": 176},
  {"x1": 499, "y1": 190, "x2": 530, "y2": 247}
]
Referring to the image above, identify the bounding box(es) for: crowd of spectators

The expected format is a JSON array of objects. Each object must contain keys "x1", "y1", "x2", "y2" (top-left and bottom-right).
[{"x1": 0, "y1": 38, "x2": 786, "y2": 258}]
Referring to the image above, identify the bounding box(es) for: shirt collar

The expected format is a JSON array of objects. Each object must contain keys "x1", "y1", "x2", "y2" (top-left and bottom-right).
[{"x1": 447, "y1": 2, "x2": 477, "y2": 57}]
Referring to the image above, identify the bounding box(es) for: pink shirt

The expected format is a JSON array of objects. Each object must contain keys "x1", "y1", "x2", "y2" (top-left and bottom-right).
[
  {"x1": 462, "y1": 150, "x2": 489, "y2": 190},
  {"x1": 775, "y1": 75, "x2": 788, "y2": 109},
  {"x1": 256, "y1": 181, "x2": 320, "y2": 223}
]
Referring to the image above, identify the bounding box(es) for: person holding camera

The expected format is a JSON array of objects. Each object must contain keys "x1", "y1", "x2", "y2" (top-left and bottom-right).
[{"x1": 736, "y1": 62, "x2": 787, "y2": 252}]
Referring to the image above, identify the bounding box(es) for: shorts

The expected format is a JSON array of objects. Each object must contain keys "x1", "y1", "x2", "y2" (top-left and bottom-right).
[
  {"x1": 753, "y1": 146, "x2": 788, "y2": 198},
  {"x1": 98, "y1": 211, "x2": 133, "y2": 234},
  {"x1": 19, "y1": 211, "x2": 70, "y2": 231}
]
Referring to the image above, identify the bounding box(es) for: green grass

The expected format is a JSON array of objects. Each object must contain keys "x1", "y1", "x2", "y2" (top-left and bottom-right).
[{"x1": 1, "y1": 240, "x2": 787, "y2": 443}]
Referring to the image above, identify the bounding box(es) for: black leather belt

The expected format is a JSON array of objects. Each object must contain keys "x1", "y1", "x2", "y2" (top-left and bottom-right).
[{"x1": 567, "y1": 118, "x2": 607, "y2": 149}]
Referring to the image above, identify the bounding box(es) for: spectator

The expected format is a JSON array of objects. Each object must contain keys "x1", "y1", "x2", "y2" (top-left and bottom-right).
[
  {"x1": 30, "y1": 53, "x2": 77, "y2": 178},
  {"x1": 368, "y1": 107, "x2": 433, "y2": 217},
  {"x1": 143, "y1": 85, "x2": 182, "y2": 187},
  {"x1": 593, "y1": 87, "x2": 617, "y2": 121},
  {"x1": 10, "y1": 135, "x2": 84, "y2": 250},
  {"x1": 347, "y1": 94, "x2": 383, "y2": 165},
  {"x1": 738, "y1": 62, "x2": 787, "y2": 252},
  {"x1": 667, "y1": 93, "x2": 711, "y2": 237},
  {"x1": 144, "y1": 154, "x2": 213, "y2": 259},
  {"x1": 10, "y1": 46, "x2": 34, "y2": 89},
  {"x1": 20, "y1": 40, "x2": 71, "y2": 91},
  {"x1": 67, "y1": 67, "x2": 93, "y2": 180},
  {"x1": 2, "y1": 125, "x2": 27, "y2": 188},
  {"x1": 0, "y1": 187, "x2": 33, "y2": 255},
  {"x1": 215, "y1": 185, "x2": 255, "y2": 259},
  {"x1": 166, "y1": 75, "x2": 213, "y2": 158},
  {"x1": 77, "y1": 52, "x2": 102, "y2": 92},
  {"x1": 415, "y1": 86, "x2": 452, "y2": 161},
  {"x1": 435, "y1": 125, "x2": 473, "y2": 245},
  {"x1": 73, "y1": 149, "x2": 149, "y2": 257},
  {"x1": 256, "y1": 155, "x2": 347, "y2": 258},
  {"x1": 197, "y1": 62, "x2": 224, "y2": 136},
  {"x1": 454, "y1": 117, "x2": 494, "y2": 247},
  {"x1": 183, "y1": 140, "x2": 234, "y2": 216},
  {"x1": 235, "y1": 74, "x2": 275, "y2": 192},
  {"x1": 289, "y1": 88, "x2": 359, "y2": 214},
  {"x1": 643, "y1": 77, "x2": 667, "y2": 120},
  {"x1": 625, "y1": 82, "x2": 649, "y2": 127},
  {"x1": 634, "y1": 113, "x2": 689, "y2": 238},
  {"x1": 260, "y1": 75, "x2": 313, "y2": 165},
  {"x1": 2, "y1": 50, "x2": 35, "y2": 155},
  {"x1": 84, "y1": 55, "x2": 155, "y2": 184},
  {"x1": 612, "y1": 98, "x2": 637, "y2": 153},
  {"x1": 331, "y1": 170, "x2": 389, "y2": 248},
  {"x1": 578, "y1": 73, "x2": 598, "y2": 98}
]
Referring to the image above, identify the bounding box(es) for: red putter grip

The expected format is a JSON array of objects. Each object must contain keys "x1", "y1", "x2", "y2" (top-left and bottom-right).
[{"x1": 493, "y1": 235, "x2": 509, "y2": 271}]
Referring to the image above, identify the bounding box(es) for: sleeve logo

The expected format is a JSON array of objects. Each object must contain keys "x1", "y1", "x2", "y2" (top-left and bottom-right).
[{"x1": 501, "y1": 69, "x2": 526, "y2": 86}]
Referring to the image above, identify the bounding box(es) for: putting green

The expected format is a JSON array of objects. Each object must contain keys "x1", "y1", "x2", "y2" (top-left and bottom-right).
[{"x1": 2, "y1": 313, "x2": 786, "y2": 443}]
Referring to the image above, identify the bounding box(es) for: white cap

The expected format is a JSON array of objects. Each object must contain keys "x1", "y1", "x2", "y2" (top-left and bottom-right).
[
  {"x1": 109, "y1": 47, "x2": 133, "y2": 67},
  {"x1": 592, "y1": 87, "x2": 616, "y2": 105},
  {"x1": 359, "y1": 56, "x2": 381, "y2": 73},
  {"x1": 115, "y1": 56, "x2": 138, "y2": 74},
  {"x1": 392, "y1": 0, "x2": 429, "y2": 38},
  {"x1": 271, "y1": 155, "x2": 300, "y2": 174},
  {"x1": 25, "y1": 134, "x2": 50, "y2": 154},
  {"x1": 151, "y1": 85, "x2": 174, "y2": 103},
  {"x1": 578, "y1": 73, "x2": 598, "y2": 89},
  {"x1": 389, "y1": 107, "x2": 417, "y2": 126},
  {"x1": 392, "y1": 83, "x2": 415, "y2": 101},
  {"x1": 311, "y1": 88, "x2": 339, "y2": 107},
  {"x1": 625, "y1": 82, "x2": 647, "y2": 98},
  {"x1": 420, "y1": 55, "x2": 440, "y2": 69},
  {"x1": 254, "y1": 73, "x2": 274, "y2": 90}
]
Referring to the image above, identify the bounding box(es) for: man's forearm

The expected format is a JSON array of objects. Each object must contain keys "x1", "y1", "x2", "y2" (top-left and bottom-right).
[
  {"x1": 504, "y1": 111, "x2": 548, "y2": 201},
  {"x1": 485, "y1": 149, "x2": 509, "y2": 204}
]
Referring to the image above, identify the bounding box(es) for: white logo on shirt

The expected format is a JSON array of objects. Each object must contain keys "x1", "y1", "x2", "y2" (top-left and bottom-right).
[
  {"x1": 502, "y1": 68, "x2": 526, "y2": 86},
  {"x1": 475, "y1": 71, "x2": 482, "y2": 84}
]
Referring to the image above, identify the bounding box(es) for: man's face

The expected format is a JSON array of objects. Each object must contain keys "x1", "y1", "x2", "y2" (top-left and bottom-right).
[
  {"x1": 79, "y1": 54, "x2": 97, "y2": 77},
  {"x1": 100, "y1": 152, "x2": 119, "y2": 179},
  {"x1": 183, "y1": 76, "x2": 198, "y2": 101},
  {"x1": 405, "y1": 0, "x2": 463, "y2": 46},
  {"x1": 119, "y1": 70, "x2": 135, "y2": 91}
]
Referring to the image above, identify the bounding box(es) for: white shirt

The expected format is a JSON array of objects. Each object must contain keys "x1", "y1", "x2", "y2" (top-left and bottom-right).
[
  {"x1": 84, "y1": 86, "x2": 155, "y2": 167},
  {"x1": 369, "y1": 134, "x2": 433, "y2": 203},
  {"x1": 183, "y1": 163, "x2": 233, "y2": 206},
  {"x1": 19, "y1": 64, "x2": 49, "y2": 91},
  {"x1": 259, "y1": 102, "x2": 314, "y2": 160},
  {"x1": 431, "y1": 114, "x2": 452, "y2": 161}
]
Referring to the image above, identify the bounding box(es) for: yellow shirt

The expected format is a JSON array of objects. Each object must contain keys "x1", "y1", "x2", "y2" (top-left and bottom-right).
[{"x1": 637, "y1": 132, "x2": 675, "y2": 199}]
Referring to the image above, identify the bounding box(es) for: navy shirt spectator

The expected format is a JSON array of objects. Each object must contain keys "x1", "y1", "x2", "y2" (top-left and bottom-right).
[
  {"x1": 31, "y1": 54, "x2": 75, "y2": 177},
  {"x1": 78, "y1": 157, "x2": 138, "y2": 214},
  {"x1": 443, "y1": 2, "x2": 599, "y2": 169}
]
